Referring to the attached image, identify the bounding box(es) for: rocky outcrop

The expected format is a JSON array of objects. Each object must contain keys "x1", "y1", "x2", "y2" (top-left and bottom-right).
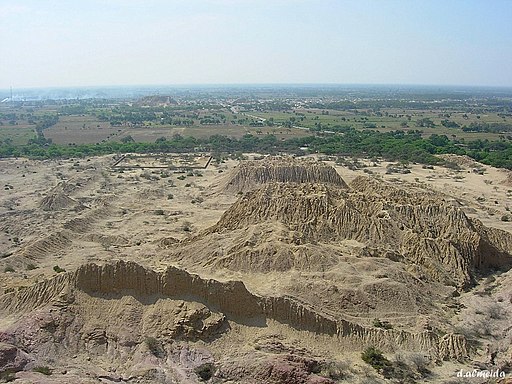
[
  {"x1": 220, "y1": 157, "x2": 348, "y2": 193},
  {"x1": 0, "y1": 342, "x2": 32, "y2": 374},
  {"x1": 254, "y1": 355, "x2": 334, "y2": 384}
]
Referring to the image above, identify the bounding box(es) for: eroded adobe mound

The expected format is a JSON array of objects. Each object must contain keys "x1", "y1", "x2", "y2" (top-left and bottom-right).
[
  {"x1": 0, "y1": 261, "x2": 469, "y2": 383},
  {"x1": 220, "y1": 157, "x2": 348, "y2": 193},
  {"x1": 177, "y1": 177, "x2": 512, "y2": 289}
]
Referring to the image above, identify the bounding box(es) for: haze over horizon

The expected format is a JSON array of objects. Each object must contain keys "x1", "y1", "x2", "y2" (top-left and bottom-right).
[{"x1": 1, "y1": 0, "x2": 511, "y2": 89}]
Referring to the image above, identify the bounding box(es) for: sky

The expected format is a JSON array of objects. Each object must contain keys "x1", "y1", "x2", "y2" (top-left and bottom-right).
[{"x1": 1, "y1": 0, "x2": 511, "y2": 88}]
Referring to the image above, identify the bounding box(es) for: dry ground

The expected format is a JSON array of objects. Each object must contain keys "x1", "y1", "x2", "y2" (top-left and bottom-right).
[{"x1": 1, "y1": 153, "x2": 511, "y2": 383}]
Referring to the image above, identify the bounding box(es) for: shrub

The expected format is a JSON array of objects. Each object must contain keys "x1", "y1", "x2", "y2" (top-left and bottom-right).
[
  {"x1": 182, "y1": 221, "x2": 192, "y2": 232},
  {"x1": 53, "y1": 265, "x2": 66, "y2": 273},
  {"x1": 26, "y1": 263, "x2": 37, "y2": 270},
  {"x1": 33, "y1": 366, "x2": 52, "y2": 375},
  {"x1": 319, "y1": 361, "x2": 350, "y2": 380},
  {"x1": 372, "y1": 318, "x2": 393, "y2": 330},
  {"x1": 486, "y1": 303, "x2": 505, "y2": 320},
  {"x1": 408, "y1": 353, "x2": 430, "y2": 375},
  {"x1": 361, "y1": 347, "x2": 393, "y2": 377},
  {"x1": 0, "y1": 369, "x2": 15, "y2": 382},
  {"x1": 194, "y1": 363, "x2": 214, "y2": 381},
  {"x1": 4, "y1": 266, "x2": 15, "y2": 273},
  {"x1": 145, "y1": 337, "x2": 163, "y2": 357},
  {"x1": 167, "y1": 193, "x2": 174, "y2": 200}
]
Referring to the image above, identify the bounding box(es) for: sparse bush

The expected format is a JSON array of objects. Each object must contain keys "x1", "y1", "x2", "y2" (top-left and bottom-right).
[
  {"x1": 154, "y1": 209, "x2": 165, "y2": 216},
  {"x1": 408, "y1": 353, "x2": 430, "y2": 375},
  {"x1": 167, "y1": 193, "x2": 174, "y2": 200},
  {"x1": 177, "y1": 175, "x2": 186, "y2": 180},
  {"x1": 319, "y1": 361, "x2": 350, "y2": 380},
  {"x1": 26, "y1": 263, "x2": 37, "y2": 270},
  {"x1": 145, "y1": 336, "x2": 163, "y2": 357},
  {"x1": 486, "y1": 303, "x2": 506, "y2": 320},
  {"x1": 33, "y1": 366, "x2": 52, "y2": 375},
  {"x1": 194, "y1": 363, "x2": 214, "y2": 381},
  {"x1": 53, "y1": 265, "x2": 66, "y2": 273},
  {"x1": 361, "y1": 346, "x2": 393, "y2": 377},
  {"x1": 373, "y1": 318, "x2": 393, "y2": 330},
  {"x1": 501, "y1": 214, "x2": 511, "y2": 222},
  {"x1": 4, "y1": 266, "x2": 15, "y2": 273},
  {"x1": 0, "y1": 369, "x2": 15, "y2": 382}
]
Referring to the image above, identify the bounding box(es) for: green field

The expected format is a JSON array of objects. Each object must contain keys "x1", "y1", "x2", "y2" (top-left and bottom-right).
[
  {"x1": 250, "y1": 108, "x2": 510, "y2": 141},
  {"x1": 0, "y1": 87, "x2": 510, "y2": 169},
  {"x1": 0, "y1": 123, "x2": 35, "y2": 145}
]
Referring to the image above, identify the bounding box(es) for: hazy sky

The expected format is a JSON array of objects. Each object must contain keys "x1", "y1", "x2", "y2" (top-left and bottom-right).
[{"x1": 1, "y1": 0, "x2": 511, "y2": 88}]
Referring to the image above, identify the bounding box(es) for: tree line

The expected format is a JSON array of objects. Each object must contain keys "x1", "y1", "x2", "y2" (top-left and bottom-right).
[{"x1": 0, "y1": 129, "x2": 510, "y2": 170}]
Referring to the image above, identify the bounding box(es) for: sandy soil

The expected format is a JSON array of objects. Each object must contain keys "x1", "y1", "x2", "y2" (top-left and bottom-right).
[{"x1": 1, "y1": 153, "x2": 511, "y2": 383}]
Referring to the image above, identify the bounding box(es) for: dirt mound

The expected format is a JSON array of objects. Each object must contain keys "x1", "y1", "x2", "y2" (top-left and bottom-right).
[
  {"x1": 219, "y1": 157, "x2": 348, "y2": 193},
  {"x1": 177, "y1": 179, "x2": 512, "y2": 289},
  {"x1": 40, "y1": 192, "x2": 77, "y2": 211},
  {"x1": 39, "y1": 182, "x2": 83, "y2": 211},
  {"x1": 500, "y1": 170, "x2": 512, "y2": 186},
  {"x1": 437, "y1": 153, "x2": 483, "y2": 169},
  {"x1": 16, "y1": 230, "x2": 74, "y2": 261},
  {"x1": 0, "y1": 260, "x2": 467, "y2": 380}
]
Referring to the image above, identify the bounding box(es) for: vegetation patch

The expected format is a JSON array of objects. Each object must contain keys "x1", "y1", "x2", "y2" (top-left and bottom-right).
[
  {"x1": 361, "y1": 347, "x2": 394, "y2": 378},
  {"x1": 33, "y1": 366, "x2": 52, "y2": 375},
  {"x1": 194, "y1": 363, "x2": 214, "y2": 381}
]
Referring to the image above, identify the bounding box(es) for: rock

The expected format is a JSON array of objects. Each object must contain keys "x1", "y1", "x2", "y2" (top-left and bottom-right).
[{"x1": 0, "y1": 342, "x2": 32, "y2": 372}]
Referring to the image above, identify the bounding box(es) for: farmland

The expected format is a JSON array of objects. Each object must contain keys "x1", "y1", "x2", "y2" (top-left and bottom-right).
[{"x1": 0, "y1": 85, "x2": 511, "y2": 168}]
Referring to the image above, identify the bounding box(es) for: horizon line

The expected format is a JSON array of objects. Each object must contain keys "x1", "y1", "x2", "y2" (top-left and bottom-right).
[{"x1": 2, "y1": 82, "x2": 512, "y2": 92}]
